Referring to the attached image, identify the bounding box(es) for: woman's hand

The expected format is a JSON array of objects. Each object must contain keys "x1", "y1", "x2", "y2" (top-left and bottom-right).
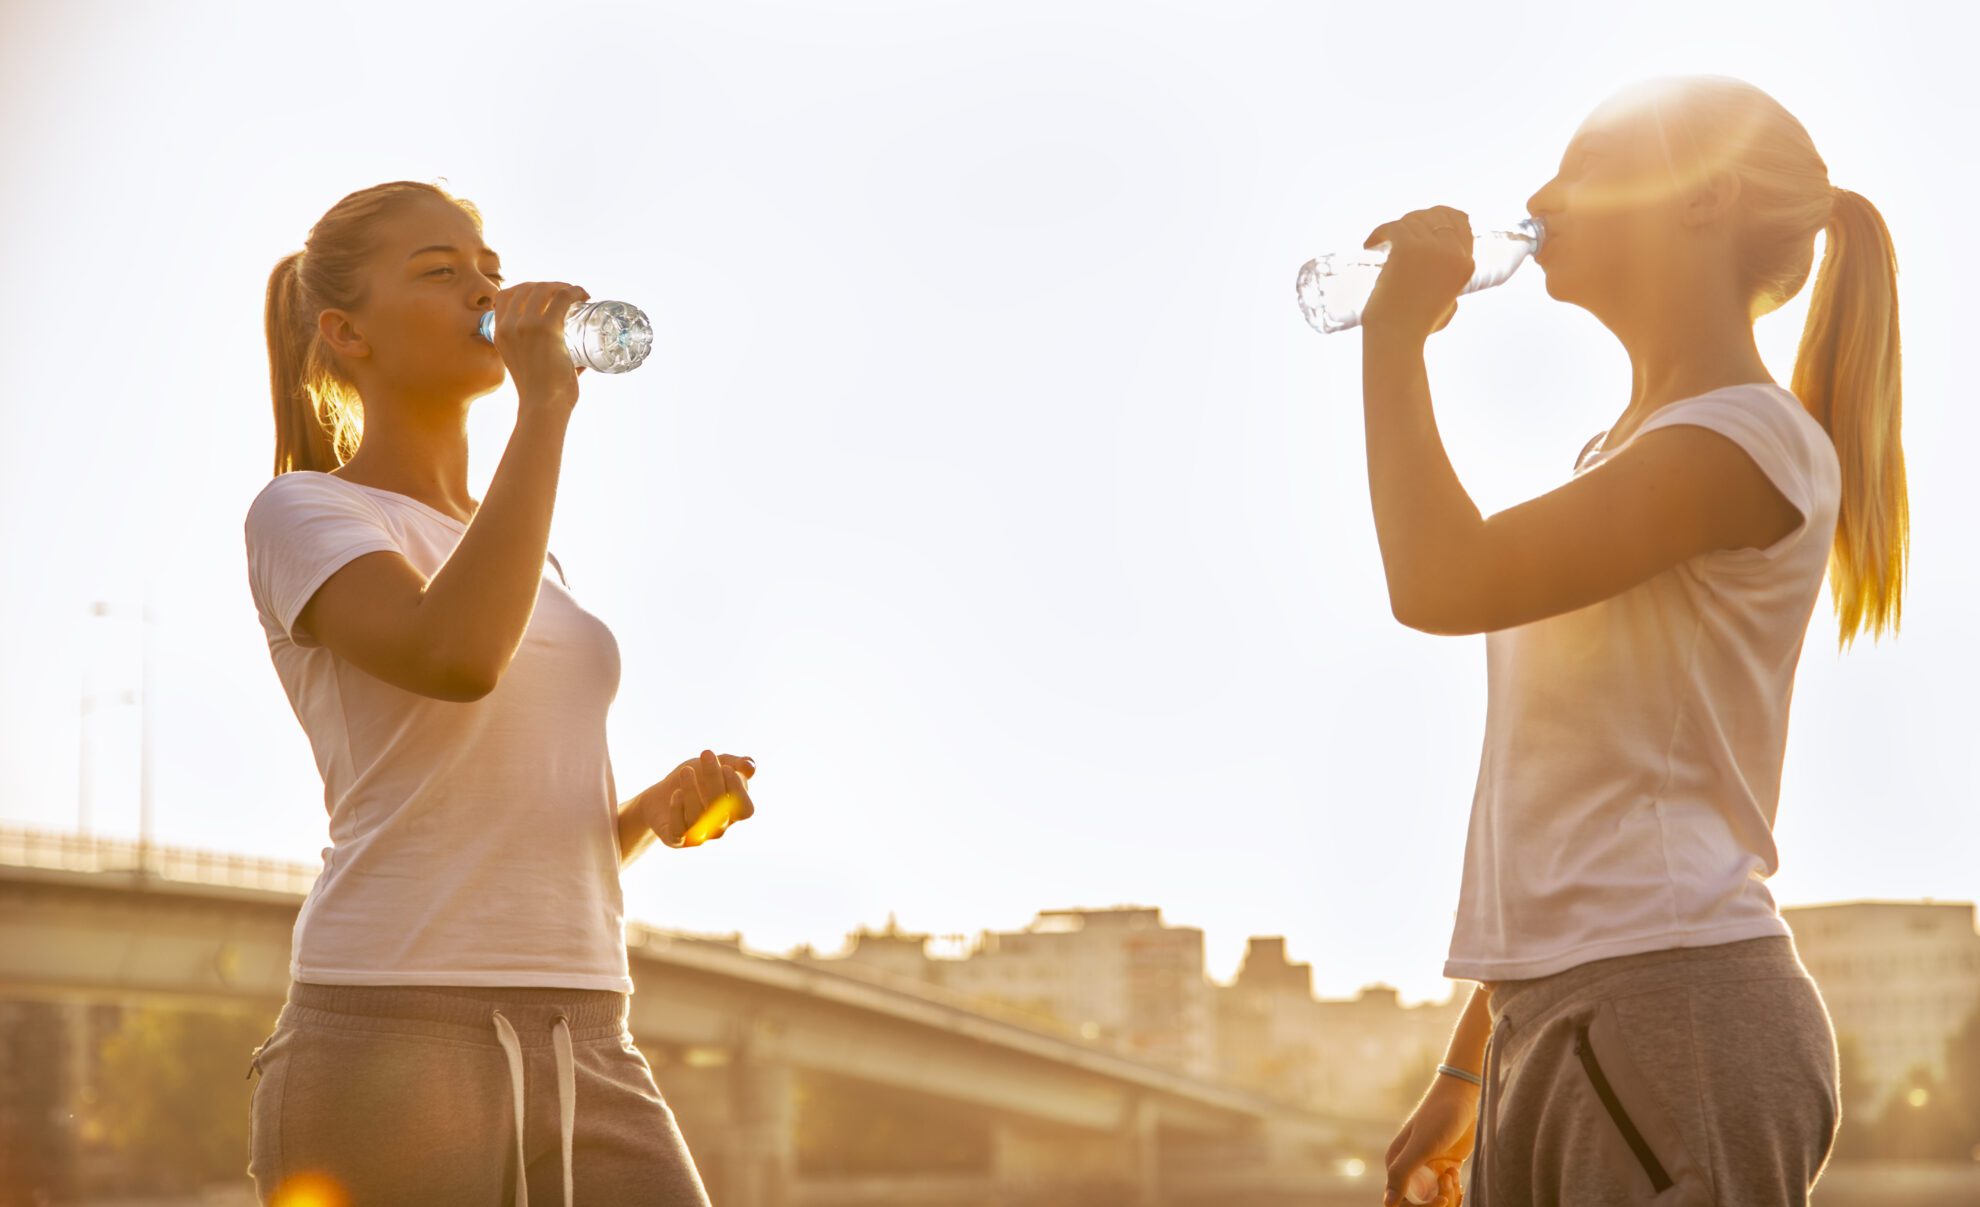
[
  {"x1": 1359, "y1": 206, "x2": 1473, "y2": 340},
  {"x1": 491, "y1": 280, "x2": 591, "y2": 416},
  {"x1": 1383, "y1": 1075, "x2": 1477, "y2": 1206},
  {"x1": 638, "y1": 750, "x2": 756, "y2": 848}
]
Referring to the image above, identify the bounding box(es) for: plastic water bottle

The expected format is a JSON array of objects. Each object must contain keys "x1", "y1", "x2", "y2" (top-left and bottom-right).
[
  {"x1": 1403, "y1": 1165, "x2": 1442, "y2": 1205},
  {"x1": 1296, "y1": 217, "x2": 1546, "y2": 334},
  {"x1": 478, "y1": 299, "x2": 655, "y2": 373}
]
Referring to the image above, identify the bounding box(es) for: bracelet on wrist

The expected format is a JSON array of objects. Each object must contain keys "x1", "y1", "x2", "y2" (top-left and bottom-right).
[{"x1": 1436, "y1": 1062, "x2": 1484, "y2": 1088}]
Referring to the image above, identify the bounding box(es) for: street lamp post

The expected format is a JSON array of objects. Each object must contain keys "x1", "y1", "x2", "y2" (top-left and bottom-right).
[
  {"x1": 137, "y1": 597, "x2": 155, "y2": 878},
  {"x1": 77, "y1": 601, "x2": 113, "y2": 837},
  {"x1": 77, "y1": 598, "x2": 155, "y2": 876}
]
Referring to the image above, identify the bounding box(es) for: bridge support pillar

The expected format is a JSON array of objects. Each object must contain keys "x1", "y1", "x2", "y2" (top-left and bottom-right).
[
  {"x1": 723, "y1": 1048, "x2": 795, "y2": 1207},
  {"x1": 1126, "y1": 1094, "x2": 1160, "y2": 1207}
]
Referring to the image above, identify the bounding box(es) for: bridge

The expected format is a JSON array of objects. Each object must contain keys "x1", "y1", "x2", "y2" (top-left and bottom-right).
[{"x1": 0, "y1": 826, "x2": 1390, "y2": 1206}]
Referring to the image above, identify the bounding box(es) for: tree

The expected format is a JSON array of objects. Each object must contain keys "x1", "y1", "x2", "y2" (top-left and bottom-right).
[
  {"x1": 1866, "y1": 1063, "x2": 1970, "y2": 1161},
  {"x1": 1941, "y1": 1001, "x2": 1980, "y2": 1161},
  {"x1": 90, "y1": 1004, "x2": 272, "y2": 1194},
  {"x1": 1829, "y1": 1031, "x2": 1878, "y2": 1162},
  {"x1": 1378, "y1": 1045, "x2": 1445, "y2": 1119}
]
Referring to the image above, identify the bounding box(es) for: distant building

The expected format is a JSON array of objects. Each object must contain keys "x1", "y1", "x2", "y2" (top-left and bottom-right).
[
  {"x1": 1783, "y1": 900, "x2": 1980, "y2": 1110},
  {"x1": 806, "y1": 906, "x2": 1216, "y2": 1077},
  {"x1": 818, "y1": 913, "x2": 939, "y2": 985},
  {"x1": 1308, "y1": 984, "x2": 1467, "y2": 1114},
  {"x1": 811, "y1": 917, "x2": 1479, "y2": 1099},
  {"x1": 1215, "y1": 936, "x2": 1323, "y2": 1102},
  {"x1": 1214, "y1": 936, "x2": 1466, "y2": 1116}
]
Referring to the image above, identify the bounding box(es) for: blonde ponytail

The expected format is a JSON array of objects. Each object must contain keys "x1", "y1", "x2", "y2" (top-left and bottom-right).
[
  {"x1": 265, "y1": 251, "x2": 352, "y2": 474},
  {"x1": 1790, "y1": 187, "x2": 1907, "y2": 650}
]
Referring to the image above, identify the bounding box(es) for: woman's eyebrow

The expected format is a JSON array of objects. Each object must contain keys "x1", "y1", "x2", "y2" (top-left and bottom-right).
[
  {"x1": 1555, "y1": 136, "x2": 1606, "y2": 170},
  {"x1": 405, "y1": 244, "x2": 501, "y2": 263}
]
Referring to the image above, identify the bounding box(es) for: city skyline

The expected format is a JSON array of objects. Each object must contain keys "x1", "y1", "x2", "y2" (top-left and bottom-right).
[{"x1": 8, "y1": 818, "x2": 1974, "y2": 1021}]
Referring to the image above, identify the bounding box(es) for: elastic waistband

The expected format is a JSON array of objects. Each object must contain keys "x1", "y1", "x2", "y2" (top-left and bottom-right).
[
  {"x1": 1486, "y1": 935, "x2": 1810, "y2": 1031},
  {"x1": 280, "y1": 981, "x2": 628, "y2": 1046}
]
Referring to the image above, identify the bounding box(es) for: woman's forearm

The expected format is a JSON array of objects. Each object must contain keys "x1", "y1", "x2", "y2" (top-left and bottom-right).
[
  {"x1": 616, "y1": 793, "x2": 658, "y2": 870},
  {"x1": 1443, "y1": 982, "x2": 1494, "y2": 1074}
]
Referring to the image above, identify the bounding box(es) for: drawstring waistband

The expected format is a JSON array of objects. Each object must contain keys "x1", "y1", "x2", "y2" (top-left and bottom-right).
[
  {"x1": 493, "y1": 1010, "x2": 576, "y2": 1207},
  {"x1": 275, "y1": 982, "x2": 628, "y2": 1207}
]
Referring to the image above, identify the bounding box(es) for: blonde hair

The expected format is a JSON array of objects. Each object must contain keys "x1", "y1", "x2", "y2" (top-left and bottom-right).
[
  {"x1": 1643, "y1": 76, "x2": 1906, "y2": 650},
  {"x1": 264, "y1": 181, "x2": 485, "y2": 476}
]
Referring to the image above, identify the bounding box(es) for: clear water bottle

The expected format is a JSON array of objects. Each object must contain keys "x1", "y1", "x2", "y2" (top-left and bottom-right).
[
  {"x1": 478, "y1": 299, "x2": 655, "y2": 373},
  {"x1": 1296, "y1": 217, "x2": 1546, "y2": 334}
]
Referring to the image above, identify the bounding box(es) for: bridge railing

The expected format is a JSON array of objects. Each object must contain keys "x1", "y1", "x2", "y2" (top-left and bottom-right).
[{"x1": 0, "y1": 824, "x2": 322, "y2": 897}]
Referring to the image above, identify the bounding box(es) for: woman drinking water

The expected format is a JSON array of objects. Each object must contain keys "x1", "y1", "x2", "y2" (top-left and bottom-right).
[
  {"x1": 243, "y1": 180, "x2": 753, "y2": 1206},
  {"x1": 1356, "y1": 76, "x2": 1902, "y2": 1206}
]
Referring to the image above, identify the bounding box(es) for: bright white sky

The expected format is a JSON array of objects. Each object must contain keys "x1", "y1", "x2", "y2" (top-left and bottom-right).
[{"x1": 1, "y1": 1, "x2": 1971, "y2": 1006}]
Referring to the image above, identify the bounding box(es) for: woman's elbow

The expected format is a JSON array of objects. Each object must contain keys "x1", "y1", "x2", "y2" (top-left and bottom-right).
[{"x1": 1392, "y1": 592, "x2": 1480, "y2": 637}]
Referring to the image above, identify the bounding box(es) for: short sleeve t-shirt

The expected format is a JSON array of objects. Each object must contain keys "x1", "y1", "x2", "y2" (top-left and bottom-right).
[
  {"x1": 244, "y1": 471, "x2": 632, "y2": 992},
  {"x1": 1445, "y1": 383, "x2": 1842, "y2": 983}
]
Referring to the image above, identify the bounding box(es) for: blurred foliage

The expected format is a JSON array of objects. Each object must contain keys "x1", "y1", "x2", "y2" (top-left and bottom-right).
[
  {"x1": 1949, "y1": 1004, "x2": 1980, "y2": 1155},
  {"x1": 90, "y1": 1004, "x2": 273, "y2": 1194},
  {"x1": 1835, "y1": 1004, "x2": 1980, "y2": 1163},
  {"x1": 1379, "y1": 1044, "x2": 1445, "y2": 1118},
  {"x1": 1831, "y1": 1031, "x2": 1879, "y2": 1161}
]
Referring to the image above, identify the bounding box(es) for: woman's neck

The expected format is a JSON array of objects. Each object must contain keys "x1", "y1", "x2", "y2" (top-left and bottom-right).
[
  {"x1": 332, "y1": 409, "x2": 477, "y2": 520},
  {"x1": 1607, "y1": 287, "x2": 1776, "y2": 438}
]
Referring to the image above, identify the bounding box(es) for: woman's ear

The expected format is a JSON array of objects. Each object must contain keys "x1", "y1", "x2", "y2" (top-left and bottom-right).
[
  {"x1": 1681, "y1": 167, "x2": 1742, "y2": 229},
  {"x1": 317, "y1": 308, "x2": 369, "y2": 362}
]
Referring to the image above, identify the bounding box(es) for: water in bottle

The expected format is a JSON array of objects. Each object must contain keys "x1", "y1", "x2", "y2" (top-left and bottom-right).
[
  {"x1": 478, "y1": 299, "x2": 655, "y2": 373},
  {"x1": 1296, "y1": 217, "x2": 1546, "y2": 334}
]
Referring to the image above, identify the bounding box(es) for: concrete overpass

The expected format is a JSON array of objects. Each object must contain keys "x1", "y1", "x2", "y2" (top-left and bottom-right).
[{"x1": 0, "y1": 826, "x2": 1389, "y2": 1205}]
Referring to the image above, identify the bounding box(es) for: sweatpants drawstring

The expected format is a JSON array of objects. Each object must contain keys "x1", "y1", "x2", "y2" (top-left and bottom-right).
[
  {"x1": 492, "y1": 1009, "x2": 577, "y2": 1207},
  {"x1": 1468, "y1": 1009, "x2": 1509, "y2": 1207}
]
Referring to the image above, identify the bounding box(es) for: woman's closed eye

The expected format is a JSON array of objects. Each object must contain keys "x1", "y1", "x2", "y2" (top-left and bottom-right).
[{"x1": 427, "y1": 266, "x2": 503, "y2": 284}]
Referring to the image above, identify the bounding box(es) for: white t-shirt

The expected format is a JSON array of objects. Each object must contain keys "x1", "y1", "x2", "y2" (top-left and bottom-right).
[
  {"x1": 1445, "y1": 383, "x2": 1842, "y2": 983},
  {"x1": 244, "y1": 471, "x2": 633, "y2": 992}
]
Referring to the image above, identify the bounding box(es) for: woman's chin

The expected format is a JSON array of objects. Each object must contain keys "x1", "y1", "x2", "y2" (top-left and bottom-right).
[{"x1": 463, "y1": 368, "x2": 508, "y2": 401}]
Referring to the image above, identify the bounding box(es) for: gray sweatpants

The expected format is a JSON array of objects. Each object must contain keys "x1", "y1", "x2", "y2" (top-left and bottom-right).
[
  {"x1": 246, "y1": 981, "x2": 711, "y2": 1207},
  {"x1": 1466, "y1": 935, "x2": 1841, "y2": 1206}
]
